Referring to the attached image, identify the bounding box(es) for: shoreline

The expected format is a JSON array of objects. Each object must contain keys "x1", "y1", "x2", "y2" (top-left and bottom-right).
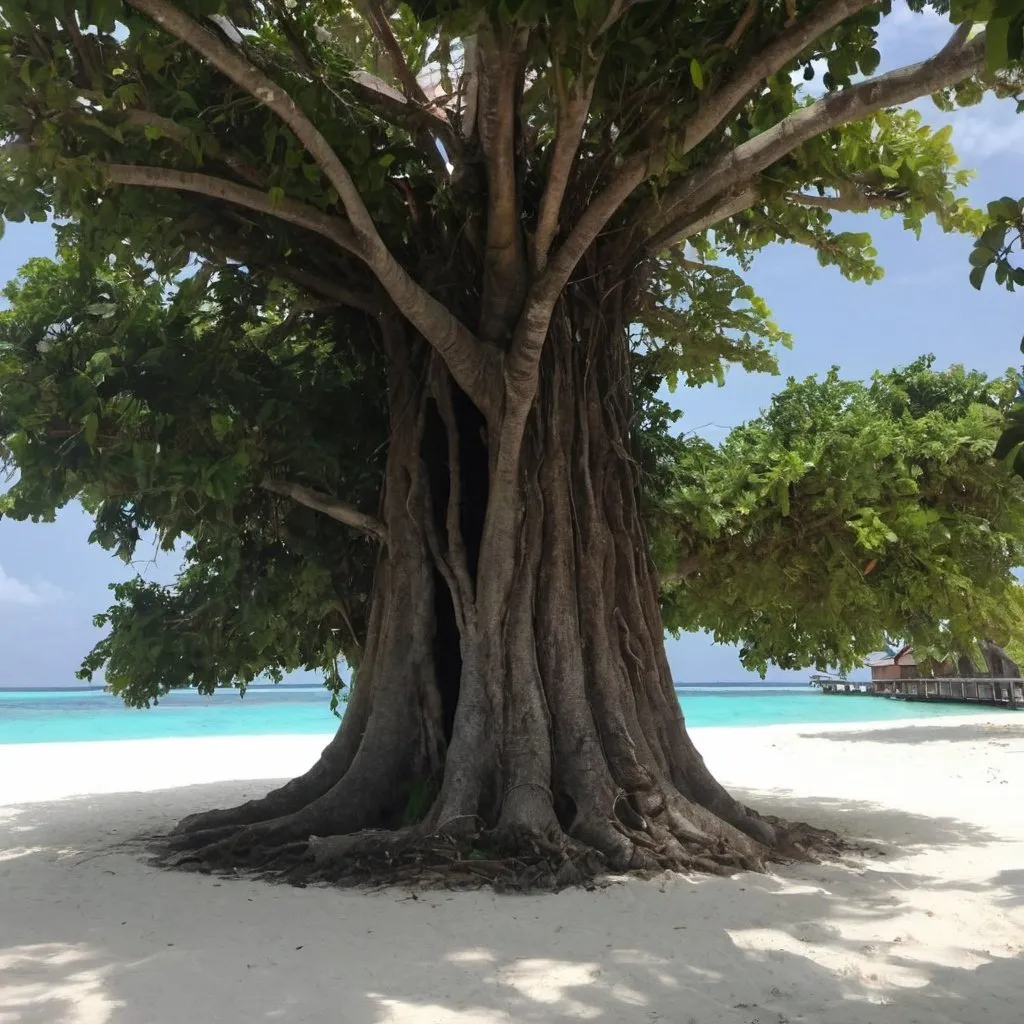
[
  {"x1": 0, "y1": 710, "x2": 1018, "y2": 805},
  {"x1": 2, "y1": 715, "x2": 1022, "y2": 1022}
]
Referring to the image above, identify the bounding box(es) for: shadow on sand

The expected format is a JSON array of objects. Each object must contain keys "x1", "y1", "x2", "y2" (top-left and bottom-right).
[
  {"x1": 1, "y1": 780, "x2": 1022, "y2": 1024},
  {"x1": 800, "y1": 721, "x2": 1024, "y2": 746}
]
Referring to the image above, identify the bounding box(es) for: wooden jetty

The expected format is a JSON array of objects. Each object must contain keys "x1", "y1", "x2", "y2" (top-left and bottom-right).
[
  {"x1": 815, "y1": 675, "x2": 1023, "y2": 708},
  {"x1": 811, "y1": 643, "x2": 1024, "y2": 709},
  {"x1": 810, "y1": 675, "x2": 870, "y2": 695}
]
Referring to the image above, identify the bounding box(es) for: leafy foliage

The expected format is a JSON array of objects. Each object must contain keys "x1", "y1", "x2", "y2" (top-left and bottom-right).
[
  {"x1": 965, "y1": 199, "x2": 1024, "y2": 480},
  {"x1": 0, "y1": 256, "x2": 383, "y2": 706},
  {"x1": 655, "y1": 359, "x2": 1024, "y2": 675},
  {"x1": 967, "y1": 195, "x2": 1024, "y2": 292}
]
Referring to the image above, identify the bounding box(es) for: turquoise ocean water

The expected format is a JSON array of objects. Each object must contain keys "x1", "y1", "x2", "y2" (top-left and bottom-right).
[{"x1": 0, "y1": 682, "x2": 1003, "y2": 745}]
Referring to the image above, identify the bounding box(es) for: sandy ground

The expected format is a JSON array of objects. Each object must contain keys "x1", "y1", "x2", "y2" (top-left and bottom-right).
[{"x1": 2, "y1": 715, "x2": 1023, "y2": 1024}]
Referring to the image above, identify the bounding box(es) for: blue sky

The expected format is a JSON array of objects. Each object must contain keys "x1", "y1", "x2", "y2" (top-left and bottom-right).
[{"x1": 1, "y1": 7, "x2": 1022, "y2": 687}]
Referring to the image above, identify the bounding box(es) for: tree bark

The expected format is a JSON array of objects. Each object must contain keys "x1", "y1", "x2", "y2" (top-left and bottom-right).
[{"x1": 167, "y1": 291, "x2": 823, "y2": 887}]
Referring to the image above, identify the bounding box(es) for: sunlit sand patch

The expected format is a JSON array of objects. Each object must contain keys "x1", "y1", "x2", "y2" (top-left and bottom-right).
[
  {"x1": 368, "y1": 994, "x2": 508, "y2": 1024},
  {"x1": 446, "y1": 949, "x2": 496, "y2": 964},
  {"x1": 0, "y1": 944, "x2": 124, "y2": 1024},
  {"x1": 0, "y1": 846, "x2": 47, "y2": 864}
]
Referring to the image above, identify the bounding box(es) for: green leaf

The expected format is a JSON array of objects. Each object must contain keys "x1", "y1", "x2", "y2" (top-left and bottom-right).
[
  {"x1": 210, "y1": 413, "x2": 233, "y2": 441},
  {"x1": 969, "y1": 246, "x2": 995, "y2": 268},
  {"x1": 82, "y1": 413, "x2": 99, "y2": 447},
  {"x1": 689, "y1": 58, "x2": 704, "y2": 91},
  {"x1": 857, "y1": 48, "x2": 881, "y2": 76},
  {"x1": 986, "y1": 16, "x2": 1012, "y2": 71},
  {"x1": 987, "y1": 197, "x2": 1021, "y2": 221}
]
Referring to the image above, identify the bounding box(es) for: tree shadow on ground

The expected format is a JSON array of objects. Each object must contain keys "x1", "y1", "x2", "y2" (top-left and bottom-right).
[
  {"x1": 800, "y1": 722, "x2": 1024, "y2": 745},
  {"x1": 731, "y1": 789, "x2": 1002, "y2": 851},
  {"x1": 991, "y1": 869, "x2": 1024, "y2": 909},
  {"x1": 1, "y1": 781, "x2": 1022, "y2": 1024}
]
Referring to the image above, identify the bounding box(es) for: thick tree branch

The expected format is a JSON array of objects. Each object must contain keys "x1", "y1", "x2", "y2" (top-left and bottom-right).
[
  {"x1": 125, "y1": 0, "x2": 497, "y2": 419},
  {"x1": 938, "y1": 20, "x2": 974, "y2": 58},
  {"x1": 650, "y1": 31, "x2": 985, "y2": 242},
  {"x1": 533, "y1": 75, "x2": 597, "y2": 272},
  {"x1": 785, "y1": 189, "x2": 896, "y2": 213},
  {"x1": 119, "y1": 109, "x2": 265, "y2": 187},
  {"x1": 723, "y1": 0, "x2": 759, "y2": 51},
  {"x1": 476, "y1": 27, "x2": 529, "y2": 343},
  {"x1": 264, "y1": 266, "x2": 383, "y2": 316},
  {"x1": 261, "y1": 478, "x2": 386, "y2": 541},
  {"x1": 458, "y1": 35, "x2": 480, "y2": 142},
  {"x1": 570, "y1": 0, "x2": 875, "y2": 266},
  {"x1": 651, "y1": 187, "x2": 762, "y2": 252},
  {"x1": 61, "y1": 15, "x2": 99, "y2": 85},
  {"x1": 357, "y1": 0, "x2": 434, "y2": 109},
  {"x1": 104, "y1": 164, "x2": 360, "y2": 250},
  {"x1": 685, "y1": 0, "x2": 877, "y2": 155},
  {"x1": 124, "y1": 1, "x2": 377, "y2": 234},
  {"x1": 504, "y1": 1, "x2": 897, "y2": 396}
]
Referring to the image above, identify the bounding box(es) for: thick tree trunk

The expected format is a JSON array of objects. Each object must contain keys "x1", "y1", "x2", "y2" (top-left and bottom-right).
[{"x1": 167, "y1": 296, "x2": 823, "y2": 887}]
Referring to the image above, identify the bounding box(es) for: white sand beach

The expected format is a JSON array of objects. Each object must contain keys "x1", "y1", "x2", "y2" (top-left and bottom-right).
[{"x1": 1, "y1": 715, "x2": 1023, "y2": 1024}]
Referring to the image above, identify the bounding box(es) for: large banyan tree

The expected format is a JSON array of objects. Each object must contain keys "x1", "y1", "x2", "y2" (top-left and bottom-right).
[{"x1": 2, "y1": 0, "x2": 1024, "y2": 883}]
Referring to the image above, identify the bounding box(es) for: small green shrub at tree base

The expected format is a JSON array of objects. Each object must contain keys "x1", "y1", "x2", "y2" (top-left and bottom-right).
[{"x1": 2, "y1": 0, "x2": 1024, "y2": 885}]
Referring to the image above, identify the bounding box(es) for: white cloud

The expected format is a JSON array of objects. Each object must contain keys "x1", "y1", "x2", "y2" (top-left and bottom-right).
[
  {"x1": 0, "y1": 564, "x2": 63, "y2": 607},
  {"x1": 882, "y1": 2, "x2": 949, "y2": 37},
  {"x1": 943, "y1": 105, "x2": 1024, "y2": 161},
  {"x1": 877, "y1": 4, "x2": 956, "y2": 70}
]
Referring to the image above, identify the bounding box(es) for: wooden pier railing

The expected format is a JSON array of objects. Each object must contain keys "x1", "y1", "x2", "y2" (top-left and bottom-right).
[{"x1": 816, "y1": 676, "x2": 1023, "y2": 709}]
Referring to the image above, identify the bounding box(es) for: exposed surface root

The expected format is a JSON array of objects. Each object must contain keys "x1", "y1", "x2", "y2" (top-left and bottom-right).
[
  {"x1": 762, "y1": 814, "x2": 849, "y2": 863},
  {"x1": 152, "y1": 810, "x2": 851, "y2": 892}
]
